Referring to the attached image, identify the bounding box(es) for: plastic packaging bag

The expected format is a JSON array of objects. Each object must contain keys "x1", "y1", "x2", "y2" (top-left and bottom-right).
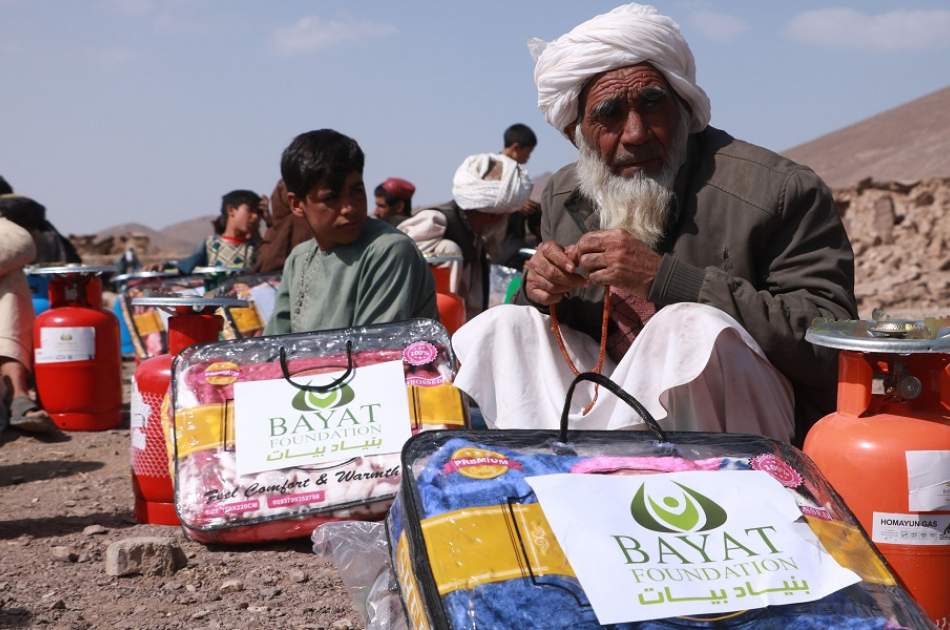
[
  {"x1": 207, "y1": 272, "x2": 281, "y2": 339},
  {"x1": 312, "y1": 521, "x2": 409, "y2": 630},
  {"x1": 387, "y1": 373, "x2": 933, "y2": 629},
  {"x1": 170, "y1": 318, "x2": 468, "y2": 544},
  {"x1": 488, "y1": 264, "x2": 518, "y2": 308},
  {"x1": 119, "y1": 274, "x2": 205, "y2": 358}
]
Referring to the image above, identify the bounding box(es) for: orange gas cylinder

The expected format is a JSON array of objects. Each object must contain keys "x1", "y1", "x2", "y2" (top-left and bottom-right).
[
  {"x1": 129, "y1": 296, "x2": 247, "y2": 525},
  {"x1": 32, "y1": 265, "x2": 122, "y2": 431},
  {"x1": 427, "y1": 256, "x2": 466, "y2": 335},
  {"x1": 804, "y1": 318, "x2": 950, "y2": 625},
  {"x1": 436, "y1": 292, "x2": 466, "y2": 336}
]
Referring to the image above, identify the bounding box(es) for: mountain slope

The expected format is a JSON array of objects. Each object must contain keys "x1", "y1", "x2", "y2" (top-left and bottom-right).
[
  {"x1": 784, "y1": 86, "x2": 950, "y2": 188},
  {"x1": 94, "y1": 222, "x2": 193, "y2": 254},
  {"x1": 158, "y1": 215, "x2": 216, "y2": 251}
]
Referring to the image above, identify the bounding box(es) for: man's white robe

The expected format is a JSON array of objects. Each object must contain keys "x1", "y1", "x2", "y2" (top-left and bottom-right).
[{"x1": 452, "y1": 303, "x2": 795, "y2": 441}]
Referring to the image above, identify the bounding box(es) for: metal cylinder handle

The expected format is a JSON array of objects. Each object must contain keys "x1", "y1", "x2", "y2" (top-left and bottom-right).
[{"x1": 131, "y1": 295, "x2": 249, "y2": 314}]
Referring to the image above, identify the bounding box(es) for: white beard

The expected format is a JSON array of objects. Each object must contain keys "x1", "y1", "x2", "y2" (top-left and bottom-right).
[{"x1": 574, "y1": 105, "x2": 689, "y2": 249}]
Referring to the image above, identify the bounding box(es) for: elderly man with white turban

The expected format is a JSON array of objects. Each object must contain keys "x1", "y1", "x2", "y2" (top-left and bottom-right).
[
  {"x1": 418, "y1": 152, "x2": 532, "y2": 318},
  {"x1": 452, "y1": 4, "x2": 856, "y2": 443}
]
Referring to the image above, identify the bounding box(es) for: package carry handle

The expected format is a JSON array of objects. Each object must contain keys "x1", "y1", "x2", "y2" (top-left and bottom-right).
[
  {"x1": 279, "y1": 339, "x2": 354, "y2": 392},
  {"x1": 559, "y1": 372, "x2": 667, "y2": 442}
]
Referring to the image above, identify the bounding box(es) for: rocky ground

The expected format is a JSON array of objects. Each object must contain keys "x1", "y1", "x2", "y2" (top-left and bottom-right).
[
  {"x1": 838, "y1": 177, "x2": 950, "y2": 317},
  {"x1": 0, "y1": 362, "x2": 359, "y2": 630}
]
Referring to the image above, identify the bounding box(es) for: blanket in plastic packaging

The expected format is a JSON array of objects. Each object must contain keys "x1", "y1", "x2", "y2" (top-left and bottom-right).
[
  {"x1": 118, "y1": 273, "x2": 205, "y2": 359},
  {"x1": 384, "y1": 373, "x2": 933, "y2": 629},
  {"x1": 170, "y1": 318, "x2": 468, "y2": 544},
  {"x1": 206, "y1": 271, "x2": 281, "y2": 340}
]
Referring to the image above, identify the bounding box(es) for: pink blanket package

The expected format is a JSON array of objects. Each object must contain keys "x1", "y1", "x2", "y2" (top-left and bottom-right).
[{"x1": 169, "y1": 318, "x2": 467, "y2": 543}]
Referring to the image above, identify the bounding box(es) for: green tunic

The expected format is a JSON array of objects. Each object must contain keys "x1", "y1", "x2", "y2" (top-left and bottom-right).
[{"x1": 264, "y1": 218, "x2": 438, "y2": 335}]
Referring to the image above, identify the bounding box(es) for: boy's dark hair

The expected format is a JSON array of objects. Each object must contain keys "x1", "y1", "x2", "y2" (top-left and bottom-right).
[
  {"x1": 280, "y1": 129, "x2": 365, "y2": 199},
  {"x1": 0, "y1": 175, "x2": 12, "y2": 195},
  {"x1": 503, "y1": 123, "x2": 537, "y2": 149},
  {"x1": 213, "y1": 189, "x2": 261, "y2": 234}
]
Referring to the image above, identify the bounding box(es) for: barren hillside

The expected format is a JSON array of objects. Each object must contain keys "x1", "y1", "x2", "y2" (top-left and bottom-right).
[
  {"x1": 158, "y1": 215, "x2": 216, "y2": 252},
  {"x1": 785, "y1": 86, "x2": 950, "y2": 189},
  {"x1": 94, "y1": 223, "x2": 193, "y2": 256}
]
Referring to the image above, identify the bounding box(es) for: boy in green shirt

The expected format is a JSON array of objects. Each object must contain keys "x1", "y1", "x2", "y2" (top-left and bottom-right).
[{"x1": 264, "y1": 129, "x2": 438, "y2": 334}]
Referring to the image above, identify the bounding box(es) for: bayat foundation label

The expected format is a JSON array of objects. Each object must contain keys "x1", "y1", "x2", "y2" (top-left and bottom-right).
[
  {"x1": 527, "y1": 470, "x2": 861, "y2": 624},
  {"x1": 232, "y1": 360, "x2": 412, "y2": 476}
]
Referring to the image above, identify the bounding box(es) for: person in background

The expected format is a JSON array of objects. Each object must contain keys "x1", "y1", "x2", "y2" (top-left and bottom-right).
[
  {"x1": 0, "y1": 192, "x2": 81, "y2": 264},
  {"x1": 501, "y1": 123, "x2": 538, "y2": 165},
  {"x1": 0, "y1": 216, "x2": 56, "y2": 433},
  {"x1": 498, "y1": 125, "x2": 542, "y2": 265},
  {"x1": 254, "y1": 180, "x2": 313, "y2": 274},
  {"x1": 115, "y1": 246, "x2": 142, "y2": 275},
  {"x1": 417, "y1": 152, "x2": 532, "y2": 317},
  {"x1": 373, "y1": 177, "x2": 416, "y2": 227},
  {"x1": 264, "y1": 129, "x2": 437, "y2": 334},
  {"x1": 396, "y1": 208, "x2": 465, "y2": 294},
  {"x1": 175, "y1": 189, "x2": 261, "y2": 274}
]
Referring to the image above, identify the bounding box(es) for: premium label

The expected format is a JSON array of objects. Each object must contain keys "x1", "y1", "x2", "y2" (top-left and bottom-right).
[{"x1": 443, "y1": 447, "x2": 522, "y2": 479}]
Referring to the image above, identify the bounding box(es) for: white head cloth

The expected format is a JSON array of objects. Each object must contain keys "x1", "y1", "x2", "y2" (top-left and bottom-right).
[
  {"x1": 529, "y1": 3, "x2": 711, "y2": 138},
  {"x1": 451, "y1": 153, "x2": 532, "y2": 214}
]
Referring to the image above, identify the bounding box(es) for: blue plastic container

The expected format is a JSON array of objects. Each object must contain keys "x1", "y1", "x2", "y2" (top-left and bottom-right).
[
  {"x1": 27, "y1": 274, "x2": 50, "y2": 316},
  {"x1": 113, "y1": 298, "x2": 135, "y2": 355}
]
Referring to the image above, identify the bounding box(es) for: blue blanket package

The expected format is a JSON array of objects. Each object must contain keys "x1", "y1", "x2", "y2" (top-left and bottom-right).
[{"x1": 389, "y1": 432, "x2": 932, "y2": 630}]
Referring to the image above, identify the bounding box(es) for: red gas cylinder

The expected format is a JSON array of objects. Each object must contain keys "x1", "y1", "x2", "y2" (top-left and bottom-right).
[
  {"x1": 129, "y1": 296, "x2": 248, "y2": 525},
  {"x1": 804, "y1": 318, "x2": 950, "y2": 625},
  {"x1": 32, "y1": 265, "x2": 122, "y2": 431},
  {"x1": 427, "y1": 255, "x2": 466, "y2": 335}
]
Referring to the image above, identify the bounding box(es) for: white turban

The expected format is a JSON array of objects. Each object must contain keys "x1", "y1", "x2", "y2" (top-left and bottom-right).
[
  {"x1": 529, "y1": 3, "x2": 711, "y2": 138},
  {"x1": 451, "y1": 153, "x2": 532, "y2": 214}
]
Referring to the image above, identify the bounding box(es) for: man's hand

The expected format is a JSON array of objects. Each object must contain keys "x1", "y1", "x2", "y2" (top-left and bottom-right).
[
  {"x1": 575, "y1": 229, "x2": 661, "y2": 297},
  {"x1": 523, "y1": 241, "x2": 587, "y2": 306}
]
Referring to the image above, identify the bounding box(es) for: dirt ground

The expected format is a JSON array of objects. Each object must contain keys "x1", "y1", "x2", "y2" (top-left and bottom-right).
[{"x1": 0, "y1": 361, "x2": 359, "y2": 630}]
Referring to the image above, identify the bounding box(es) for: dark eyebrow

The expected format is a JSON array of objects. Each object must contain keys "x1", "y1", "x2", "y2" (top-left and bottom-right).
[
  {"x1": 639, "y1": 85, "x2": 669, "y2": 102},
  {"x1": 590, "y1": 96, "x2": 625, "y2": 120}
]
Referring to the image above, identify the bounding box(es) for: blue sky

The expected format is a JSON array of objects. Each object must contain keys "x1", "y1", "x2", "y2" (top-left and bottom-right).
[{"x1": 2, "y1": 1, "x2": 949, "y2": 234}]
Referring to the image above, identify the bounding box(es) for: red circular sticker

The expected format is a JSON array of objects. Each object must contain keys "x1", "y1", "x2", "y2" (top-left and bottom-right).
[
  {"x1": 750, "y1": 454, "x2": 802, "y2": 488},
  {"x1": 403, "y1": 341, "x2": 438, "y2": 366}
]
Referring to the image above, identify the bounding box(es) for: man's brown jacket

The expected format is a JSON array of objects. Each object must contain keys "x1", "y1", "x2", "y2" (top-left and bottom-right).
[{"x1": 534, "y1": 126, "x2": 857, "y2": 439}]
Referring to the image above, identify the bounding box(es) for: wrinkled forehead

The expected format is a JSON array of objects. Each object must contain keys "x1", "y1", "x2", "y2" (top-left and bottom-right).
[{"x1": 579, "y1": 62, "x2": 673, "y2": 111}]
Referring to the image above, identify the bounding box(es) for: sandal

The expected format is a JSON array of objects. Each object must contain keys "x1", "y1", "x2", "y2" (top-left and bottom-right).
[
  {"x1": 9, "y1": 396, "x2": 58, "y2": 434},
  {"x1": 0, "y1": 381, "x2": 8, "y2": 433}
]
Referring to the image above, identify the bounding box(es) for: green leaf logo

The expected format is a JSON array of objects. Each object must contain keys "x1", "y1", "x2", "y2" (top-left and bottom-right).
[
  {"x1": 291, "y1": 383, "x2": 356, "y2": 410},
  {"x1": 630, "y1": 481, "x2": 727, "y2": 533}
]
